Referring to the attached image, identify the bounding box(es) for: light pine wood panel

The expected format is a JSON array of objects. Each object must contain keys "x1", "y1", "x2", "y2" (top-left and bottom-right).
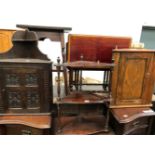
[
  {"x1": 0, "y1": 30, "x2": 15, "y2": 53},
  {"x1": 121, "y1": 58, "x2": 146, "y2": 99}
]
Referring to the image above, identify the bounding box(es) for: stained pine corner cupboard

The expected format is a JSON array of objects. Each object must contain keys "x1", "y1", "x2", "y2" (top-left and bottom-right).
[{"x1": 111, "y1": 48, "x2": 155, "y2": 108}]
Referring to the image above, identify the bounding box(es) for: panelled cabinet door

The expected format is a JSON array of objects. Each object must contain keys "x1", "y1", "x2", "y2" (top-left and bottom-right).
[
  {"x1": 0, "y1": 62, "x2": 52, "y2": 113},
  {"x1": 111, "y1": 49, "x2": 155, "y2": 108},
  {"x1": 0, "y1": 30, "x2": 15, "y2": 53}
]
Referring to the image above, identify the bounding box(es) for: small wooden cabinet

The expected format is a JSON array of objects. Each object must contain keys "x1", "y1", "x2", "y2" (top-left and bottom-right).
[
  {"x1": 111, "y1": 49, "x2": 155, "y2": 108},
  {"x1": 110, "y1": 107, "x2": 155, "y2": 135},
  {"x1": 0, "y1": 29, "x2": 16, "y2": 53}
]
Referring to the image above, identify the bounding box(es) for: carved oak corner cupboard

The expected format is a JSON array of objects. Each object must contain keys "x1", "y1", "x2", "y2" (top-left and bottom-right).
[{"x1": 0, "y1": 30, "x2": 53, "y2": 134}]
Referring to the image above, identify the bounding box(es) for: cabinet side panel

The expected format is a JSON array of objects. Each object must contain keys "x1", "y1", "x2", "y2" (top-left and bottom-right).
[{"x1": 111, "y1": 53, "x2": 120, "y2": 105}]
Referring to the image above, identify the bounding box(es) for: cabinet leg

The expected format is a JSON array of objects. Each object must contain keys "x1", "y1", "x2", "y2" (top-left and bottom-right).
[{"x1": 103, "y1": 107, "x2": 110, "y2": 132}]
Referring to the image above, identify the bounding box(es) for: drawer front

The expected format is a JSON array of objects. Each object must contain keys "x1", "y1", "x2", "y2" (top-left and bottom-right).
[
  {"x1": 124, "y1": 117, "x2": 149, "y2": 134},
  {"x1": 0, "y1": 125, "x2": 49, "y2": 135}
]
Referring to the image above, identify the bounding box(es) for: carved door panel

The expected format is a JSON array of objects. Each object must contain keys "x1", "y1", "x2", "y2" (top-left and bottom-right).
[
  {"x1": 0, "y1": 67, "x2": 44, "y2": 113},
  {"x1": 113, "y1": 52, "x2": 154, "y2": 107}
]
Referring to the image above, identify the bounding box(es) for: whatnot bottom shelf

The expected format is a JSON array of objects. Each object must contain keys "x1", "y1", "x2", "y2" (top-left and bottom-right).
[{"x1": 54, "y1": 115, "x2": 114, "y2": 135}]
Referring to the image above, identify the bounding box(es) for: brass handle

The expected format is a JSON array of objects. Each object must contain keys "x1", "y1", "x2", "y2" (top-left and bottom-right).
[
  {"x1": 132, "y1": 121, "x2": 140, "y2": 127},
  {"x1": 21, "y1": 129, "x2": 32, "y2": 135}
]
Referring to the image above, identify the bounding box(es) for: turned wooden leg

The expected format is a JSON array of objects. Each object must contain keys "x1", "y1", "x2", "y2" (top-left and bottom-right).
[{"x1": 103, "y1": 104, "x2": 110, "y2": 132}]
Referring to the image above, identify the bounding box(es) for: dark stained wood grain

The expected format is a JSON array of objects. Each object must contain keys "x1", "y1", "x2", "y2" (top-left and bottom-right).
[
  {"x1": 110, "y1": 107, "x2": 155, "y2": 134},
  {"x1": 64, "y1": 60, "x2": 114, "y2": 70},
  {"x1": 55, "y1": 115, "x2": 114, "y2": 135},
  {"x1": 0, "y1": 113, "x2": 51, "y2": 129},
  {"x1": 16, "y1": 24, "x2": 72, "y2": 33},
  {"x1": 111, "y1": 107, "x2": 154, "y2": 122}
]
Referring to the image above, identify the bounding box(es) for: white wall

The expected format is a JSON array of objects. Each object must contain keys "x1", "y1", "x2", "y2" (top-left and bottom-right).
[
  {"x1": 1, "y1": 0, "x2": 155, "y2": 80},
  {"x1": 1, "y1": 0, "x2": 155, "y2": 40}
]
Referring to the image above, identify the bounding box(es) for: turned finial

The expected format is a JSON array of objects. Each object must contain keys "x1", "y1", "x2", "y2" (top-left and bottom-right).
[{"x1": 57, "y1": 57, "x2": 60, "y2": 64}]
